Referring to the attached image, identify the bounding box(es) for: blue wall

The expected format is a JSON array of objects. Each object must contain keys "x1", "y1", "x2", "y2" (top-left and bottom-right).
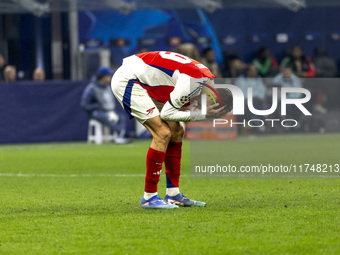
[
  {"x1": 0, "y1": 80, "x2": 136, "y2": 144},
  {"x1": 0, "y1": 81, "x2": 89, "y2": 144}
]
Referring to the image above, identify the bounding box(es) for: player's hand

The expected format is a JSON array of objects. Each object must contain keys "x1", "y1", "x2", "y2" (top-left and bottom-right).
[{"x1": 206, "y1": 103, "x2": 229, "y2": 119}]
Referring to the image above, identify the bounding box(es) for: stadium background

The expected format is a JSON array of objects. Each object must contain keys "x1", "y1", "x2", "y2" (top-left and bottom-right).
[
  {"x1": 0, "y1": 1, "x2": 339, "y2": 255},
  {"x1": 0, "y1": 0, "x2": 340, "y2": 144}
]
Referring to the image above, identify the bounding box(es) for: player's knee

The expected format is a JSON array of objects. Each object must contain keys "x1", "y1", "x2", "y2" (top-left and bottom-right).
[
  {"x1": 172, "y1": 125, "x2": 185, "y2": 140},
  {"x1": 156, "y1": 127, "x2": 171, "y2": 144}
]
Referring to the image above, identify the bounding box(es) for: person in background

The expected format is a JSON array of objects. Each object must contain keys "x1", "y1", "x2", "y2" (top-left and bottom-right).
[
  {"x1": 273, "y1": 67, "x2": 303, "y2": 121},
  {"x1": 0, "y1": 54, "x2": 6, "y2": 81},
  {"x1": 312, "y1": 47, "x2": 338, "y2": 114},
  {"x1": 80, "y1": 67, "x2": 130, "y2": 144},
  {"x1": 222, "y1": 51, "x2": 246, "y2": 78},
  {"x1": 3, "y1": 65, "x2": 17, "y2": 83},
  {"x1": 136, "y1": 47, "x2": 149, "y2": 54},
  {"x1": 33, "y1": 68, "x2": 45, "y2": 81},
  {"x1": 235, "y1": 64, "x2": 267, "y2": 134},
  {"x1": 173, "y1": 43, "x2": 201, "y2": 61},
  {"x1": 314, "y1": 47, "x2": 337, "y2": 78},
  {"x1": 200, "y1": 47, "x2": 222, "y2": 78},
  {"x1": 280, "y1": 45, "x2": 316, "y2": 78},
  {"x1": 252, "y1": 47, "x2": 278, "y2": 77}
]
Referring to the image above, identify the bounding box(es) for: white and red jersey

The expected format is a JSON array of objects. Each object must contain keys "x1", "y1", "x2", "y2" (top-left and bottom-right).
[{"x1": 121, "y1": 51, "x2": 214, "y2": 109}]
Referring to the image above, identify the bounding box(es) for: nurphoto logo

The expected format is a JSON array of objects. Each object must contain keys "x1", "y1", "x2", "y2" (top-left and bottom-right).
[{"x1": 201, "y1": 84, "x2": 312, "y2": 128}]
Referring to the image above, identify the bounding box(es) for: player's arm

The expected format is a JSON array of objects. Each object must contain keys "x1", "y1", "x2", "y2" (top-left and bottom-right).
[{"x1": 160, "y1": 75, "x2": 227, "y2": 122}]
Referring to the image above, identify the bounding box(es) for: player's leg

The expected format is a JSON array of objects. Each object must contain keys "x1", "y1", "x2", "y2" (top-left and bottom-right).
[
  {"x1": 142, "y1": 116, "x2": 171, "y2": 198},
  {"x1": 140, "y1": 117, "x2": 178, "y2": 209},
  {"x1": 164, "y1": 122, "x2": 184, "y2": 197},
  {"x1": 164, "y1": 121, "x2": 206, "y2": 207},
  {"x1": 111, "y1": 73, "x2": 177, "y2": 209},
  {"x1": 143, "y1": 116, "x2": 171, "y2": 152}
]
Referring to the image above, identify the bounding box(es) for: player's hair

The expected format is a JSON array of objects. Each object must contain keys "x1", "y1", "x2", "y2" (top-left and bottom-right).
[{"x1": 215, "y1": 88, "x2": 233, "y2": 114}]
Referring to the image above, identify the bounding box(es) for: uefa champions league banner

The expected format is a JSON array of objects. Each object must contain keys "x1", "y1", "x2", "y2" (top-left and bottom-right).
[
  {"x1": 0, "y1": 81, "x2": 89, "y2": 144},
  {"x1": 189, "y1": 78, "x2": 340, "y2": 178}
]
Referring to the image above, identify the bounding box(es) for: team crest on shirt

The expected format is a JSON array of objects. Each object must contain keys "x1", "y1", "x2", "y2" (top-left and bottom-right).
[
  {"x1": 180, "y1": 96, "x2": 189, "y2": 104},
  {"x1": 146, "y1": 107, "x2": 156, "y2": 115}
]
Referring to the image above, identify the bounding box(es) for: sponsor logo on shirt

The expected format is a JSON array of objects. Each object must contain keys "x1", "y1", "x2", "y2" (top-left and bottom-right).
[{"x1": 146, "y1": 107, "x2": 156, "y2": 115}]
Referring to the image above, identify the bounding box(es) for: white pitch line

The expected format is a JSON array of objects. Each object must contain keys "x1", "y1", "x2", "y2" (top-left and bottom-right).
[{"x1": 0, "y1": 173, "x2": 189, "y2": 178}]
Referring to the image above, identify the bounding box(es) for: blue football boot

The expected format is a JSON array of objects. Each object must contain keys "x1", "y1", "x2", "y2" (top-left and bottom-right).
[
  {"x1": 141, "y1": 195, "x2": 179, "y2": 209},
  {"x1": 165, "y1": 193, "x2": 206, "y2": 207}
]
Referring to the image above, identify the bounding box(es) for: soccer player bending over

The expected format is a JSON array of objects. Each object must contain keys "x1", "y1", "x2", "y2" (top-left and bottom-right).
[{"x1": 111, "y1": 51, "x2": 233, "y2": 209}]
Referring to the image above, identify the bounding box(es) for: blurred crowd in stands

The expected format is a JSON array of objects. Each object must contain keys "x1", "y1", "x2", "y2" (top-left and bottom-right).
[
  {"x1": 0, "y1": 54, "x2": 46, "y2": 83},
  {"x1": 1, "y1": 43, "x2": 338, "y2": 125},
  {"x1": 1, "y1": 44, "x2": 337, "y2": 83},
  {"x1": 170, "y1": 43, "x2": 338, "y2": 79},
  {"x1": 179, "y1": 43, "x2": 337, "y2": 115},
  {"x1": 171, "y1": 43, "x2": 338, "y2": 134}
]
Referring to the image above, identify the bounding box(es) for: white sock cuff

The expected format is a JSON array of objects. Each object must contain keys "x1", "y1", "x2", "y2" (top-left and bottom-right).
[
  {"x1": 144, "y1": 192, "x2": 157, "y2": 200},
  {"x1": 166, "y1": 187, "x2": 180, "y2": 197}
]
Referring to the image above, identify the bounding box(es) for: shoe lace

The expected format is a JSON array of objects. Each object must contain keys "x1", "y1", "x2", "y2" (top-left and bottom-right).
[
  {"x1": 151, "y1": 196, "x2": 163, "y2": 204},
  {"x1": 180, "y1": 193, "x2": 188, "y2": 199}
]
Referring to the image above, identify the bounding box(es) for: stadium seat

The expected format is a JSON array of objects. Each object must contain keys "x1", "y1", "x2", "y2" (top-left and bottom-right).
[{"x1": 87, "y1": 119, "x2": 114, "y2": 144}]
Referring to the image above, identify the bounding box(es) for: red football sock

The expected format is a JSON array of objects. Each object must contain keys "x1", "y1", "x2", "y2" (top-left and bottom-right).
[
  {"x1": 165, "y1": 142, "x2": 182, "y2": 188},
  {"x1": 145, "y1": 147, "x2": 166, "y2": 193}
]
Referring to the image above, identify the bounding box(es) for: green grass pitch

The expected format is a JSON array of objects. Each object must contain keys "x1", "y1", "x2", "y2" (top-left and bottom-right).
[{"x1": 0, "y1": 133, "x2": 339, "y2": 255}]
